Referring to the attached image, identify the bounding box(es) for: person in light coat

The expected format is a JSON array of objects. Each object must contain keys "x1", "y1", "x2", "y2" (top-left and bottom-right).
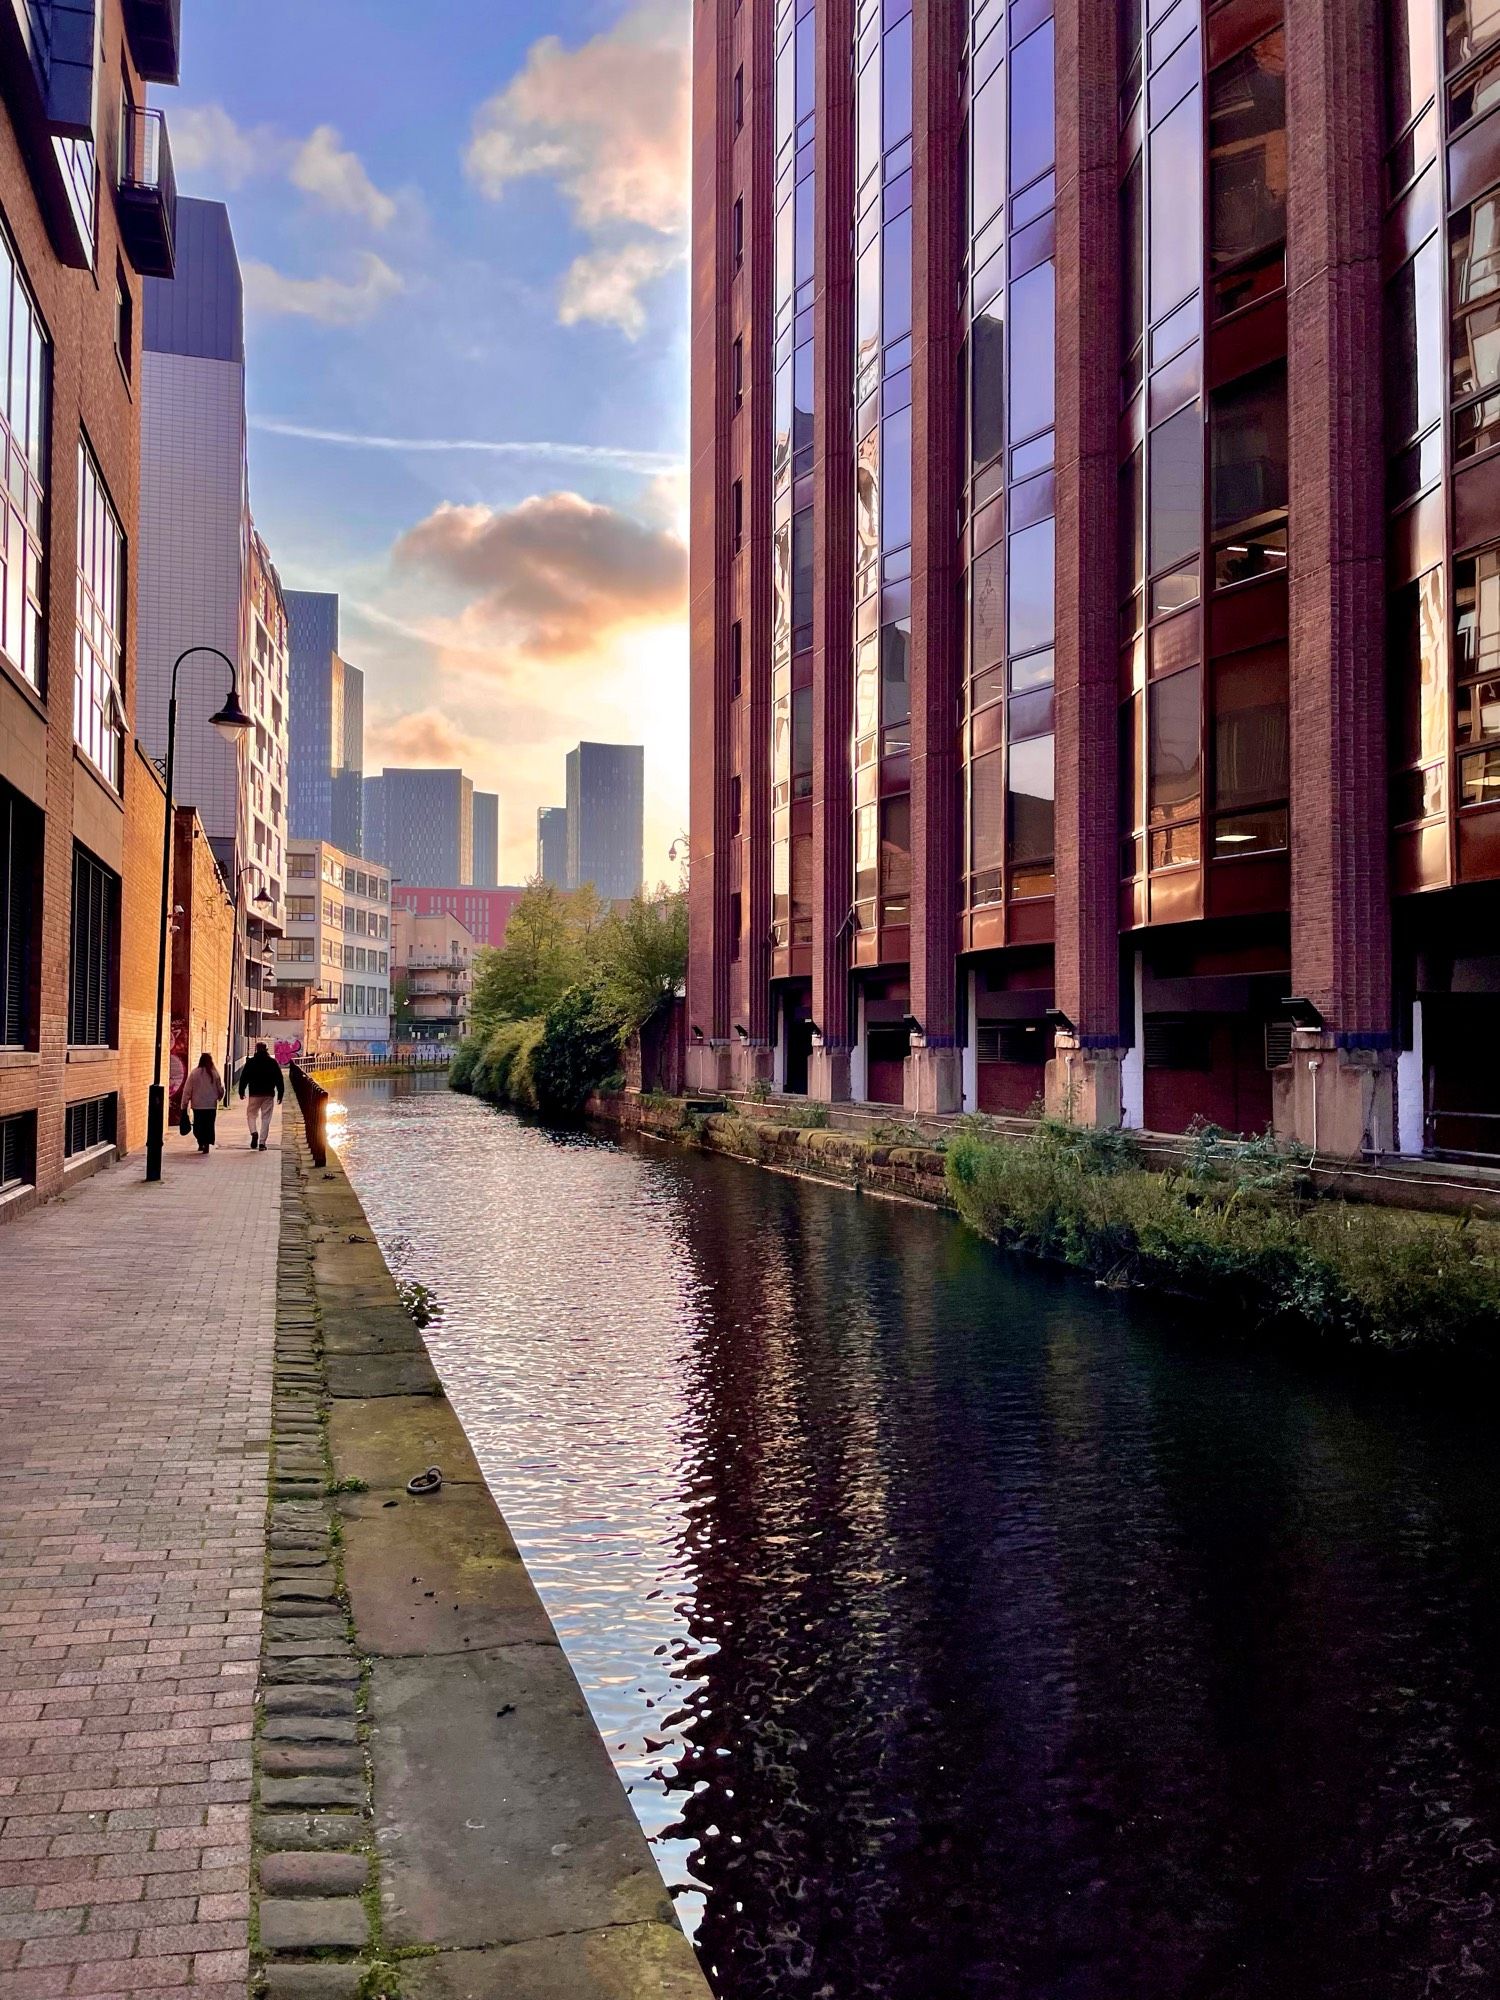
[{"x1": 179, "y1": 1053, "x2": 224, "y2": 1154}]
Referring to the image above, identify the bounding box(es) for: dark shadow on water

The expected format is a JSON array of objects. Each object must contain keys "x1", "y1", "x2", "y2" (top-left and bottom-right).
[{"x1": 328, "y1": 1076, "x2": 1500, "y2": 2000}]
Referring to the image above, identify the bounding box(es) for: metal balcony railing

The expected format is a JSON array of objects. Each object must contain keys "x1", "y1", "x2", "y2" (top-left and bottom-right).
[{"x1": 117, "y1": 106, "x2": 176, "y2": 277}]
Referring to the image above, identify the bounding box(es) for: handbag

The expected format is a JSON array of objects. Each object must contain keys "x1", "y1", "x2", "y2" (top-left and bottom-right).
[{"x1": 178, "y1": 1107, "x2": 192, "y2": 1136}]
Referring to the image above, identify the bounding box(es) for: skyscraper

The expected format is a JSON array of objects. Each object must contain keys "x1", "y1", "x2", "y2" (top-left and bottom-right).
[
  {"x1": 565, "y1": 744, "x2": 644, "y2": 901},
  {"x1": 687, "y1": 0, "x2": 1500, "y2": 1160},
  {"x1": 473, "y1": 792, "x2": 499, "y2": 889},
  {"x1": 363, "y1": 775, "x2": 385, "y2": 867},
  {"x1": 373, "y1": 769, "x2": 474, "y2": 888},
  {"x1": 138, "y1": 196, "x2": 289, "y2": 1055},
  {"x1": 537, "y1": 807, "x2": 569, "y2": 887},
  {"x1": 286, "y1": 591, "x2": 364, "y2": 857}
]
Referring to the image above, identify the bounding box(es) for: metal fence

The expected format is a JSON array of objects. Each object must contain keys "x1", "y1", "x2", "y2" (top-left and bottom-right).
[{"x1": 287, "y1": 1062, "x2": 328, "y2": 1168}]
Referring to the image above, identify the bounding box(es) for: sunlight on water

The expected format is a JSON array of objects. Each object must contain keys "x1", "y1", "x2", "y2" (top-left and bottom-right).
[{"x1": 332, "y1": 1075, "x2": 1500, "y2": 2000}]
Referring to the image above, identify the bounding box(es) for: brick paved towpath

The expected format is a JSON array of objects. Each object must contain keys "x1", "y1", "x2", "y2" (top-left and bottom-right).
[{"x1": 0, "y1": 1114, "x2": 281, "y2": 2000}]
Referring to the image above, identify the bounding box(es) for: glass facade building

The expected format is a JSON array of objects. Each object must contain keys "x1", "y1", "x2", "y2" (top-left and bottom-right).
[{"x1": 689, "y1": 0, "x2": 1500, "y2": 1159}]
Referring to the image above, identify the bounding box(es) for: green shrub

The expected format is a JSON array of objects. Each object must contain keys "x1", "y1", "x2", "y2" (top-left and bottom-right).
[
  {"x1": 471, "y1": 1018, "x2": 544, "y2": 1106},
  {"x1": 449, "y1": 1038, "x2": 481, "y2": 1094},
  {"x1": 947, "y1": 1123, "x2": 1500, "y2": 1349},
  {"x1": 530, "y1": 984, "x2": 621, "y2": 1117}
]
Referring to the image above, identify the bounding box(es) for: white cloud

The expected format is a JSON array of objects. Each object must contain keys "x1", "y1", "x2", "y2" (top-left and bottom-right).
[
  {"x1": 289, "y1": 125, "x2": 397, "y2": 230},
  {"x1": 466, "y1": 0, "x2": 689, "y2": 336},
  {"x1": 248, "y1": 417, "x2": 679, "y2": 473},
  {"x1": 171, "y1": 104, "x2": 268, "y2": 189},
  {"x1": 557, "y1": 238, "x2": 685, "y2": 340},
  {"x1": 172, "y1": 104, "x2": 398, "y2": 230},
  {"x1": 242, "y1": 253, "x2": 405, "y2": 327}
]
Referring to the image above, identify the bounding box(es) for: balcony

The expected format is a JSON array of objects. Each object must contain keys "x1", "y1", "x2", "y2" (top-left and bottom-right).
[
  {"x1": 122, "y1": 0, "x2": 180, "y2": 84},
  {"x1": 117, "y1": 105, "x2": 175, "y2": 276}
]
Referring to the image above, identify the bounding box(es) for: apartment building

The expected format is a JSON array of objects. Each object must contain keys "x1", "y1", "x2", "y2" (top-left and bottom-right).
[
  {"x1": 391, "y1": 907, "x2": 476, "y2": 1042},
  {"x1": 473, "y1": 790, "x2": 499, "y2": 889},
  {"x1": 687, "y1": 0, "x2": 1500, "y2": 1160},
  {"x1": 0, "y1": 0, "x2": 183, "y2": 1214},
  {"x1": 274, "y1": 838, "x2": 391, "y2": 1054},
  {"x1": 537, "y1": 804, "x2": 568, "y2": 886},
  {"x1": 364, "y1": 766, "x2": 473, "y2": 887},
  {"x1": 391, "y1": 884, "x2": 523, "y2": 951}
]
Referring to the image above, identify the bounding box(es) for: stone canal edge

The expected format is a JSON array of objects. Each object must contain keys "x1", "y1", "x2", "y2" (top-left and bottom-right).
[{"x1": 254, "y1": 1126, "x2": 712, "y2": 2000}]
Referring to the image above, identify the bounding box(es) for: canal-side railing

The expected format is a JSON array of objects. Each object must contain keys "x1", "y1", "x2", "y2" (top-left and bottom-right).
[
  {"x1": 288, "y1": 1061, "x2": 328, "y2": 1167},
  {"x1": 301, "y1": 1048, "x2": 453, "y2": 1075}
]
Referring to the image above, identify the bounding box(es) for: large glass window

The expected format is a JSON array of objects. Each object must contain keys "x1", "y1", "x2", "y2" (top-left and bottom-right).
[
  {"x1": 1010, "y1": 22, "x2": 1054, "y2": 190},
  {"x1": 1390, "y1": 0, "x2": 1438, "y2": 130},
  {"x1": 1150, "y1": 94, "x2": 1203, "y2": 319},
  {"x1": 1447, "y1": 0, "x2": 1500, "y2": 74},
  {"x1": 1009, "y1": 261, "x2": 1055, "y2": 442},
  {"x1": 1008, "y1": 519, "x2": 1055, "y2": 657},
  {"x1": 1149, "y1": 403, "x2": 1202, "y2": 580},
  {"x1": 973, "y1": 71, "x2": 1005, "y2": 231},
  {"x1": 1455, "y1": 548, "x2": 1500, "y2": 808},
  {"x1": 1, "y1": 780, "x2": 41, "y2": 1049},
  {"x1": 69, "y1": 844, "x2": 119, "y2": 1049},
  {"x1": 1209, "y1": 365, "x2": 1288, "y2": 586},
  {"x1": 1007, "y1": 734, "x2": 1055, "y2": 885},
  {"x1": 75, "y1": 442, "x2": 125, "y2": 790},
  {"x1": 1387, "y1": 238, "x2": 1445, "y2": 455},
  {"x1": 972, "y1": 296, "x2": 1005, "y2": 469},
  {"x1": 1214, "y1": 646, "x2": 1289, "y2": 817},
  {"x1": 1148, "y1": 668, "x2": 1202, "y2": 827},
  {"x1": 0, "y1": 223, "x2": 48, "y2": 694},
  {"x1": 1207, "y1": 32, "x2": 1287, "y2": 276},
  {"x1": 1451, "y1": 188, "x2": 1500, "y2": 424}
]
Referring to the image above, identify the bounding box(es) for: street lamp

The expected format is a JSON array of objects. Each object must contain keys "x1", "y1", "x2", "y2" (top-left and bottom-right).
[{"x1": 147, "y1": 646, "x2": 252, "y2": 1183}]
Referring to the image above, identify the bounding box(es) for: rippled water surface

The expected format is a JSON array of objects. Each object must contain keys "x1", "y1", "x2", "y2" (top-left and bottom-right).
[{"x1": 330, "y1": 1075, "x2": 1500, "y2": 2000}]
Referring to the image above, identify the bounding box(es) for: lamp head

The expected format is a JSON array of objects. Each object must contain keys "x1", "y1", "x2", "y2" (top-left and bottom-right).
[{"x1": 209, "y1": 689, "x2": 253, "y2": 742}]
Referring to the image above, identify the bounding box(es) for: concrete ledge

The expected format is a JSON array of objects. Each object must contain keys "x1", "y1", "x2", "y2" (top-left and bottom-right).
[{"x1": 295, "y1": 1128, "x2": 710, "y2": 1998}]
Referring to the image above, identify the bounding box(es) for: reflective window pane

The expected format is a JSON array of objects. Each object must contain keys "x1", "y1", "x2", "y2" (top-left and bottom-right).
[
  {"x1": 1010, "y1": 23, "x2": 1054, "y2": 190},
  {"x1": 972, "y1": 296, "x2": 1005, "y2": 470},
  {"x1": 1390, "y1": 0, "x2": 1438, "y2": 129},
  {"x1": 973, "y1": 72, "x2": 1005, "y2": 232},
  {"x1": 1385, "y1": 237, "x2": 1444, "y2": 449},
  {"x1": 1207, "y1": 31, "x2": 1286, "y2": 273},
  {"x1": 1149, "y1": 403, "x2": 1201, "y2": 577},
  {"x1": 1007, "y1": 733, "x2": 1055, "y2": 866},
  {"x1": 1148, "y1": 666, "x2": 1202, "y2": 823},
  {"x1": 1008, "y1": 260, "x2": 1054, "y2": 442},
  {"x1": 883, "y1": 209, "x2": 912, "y2": 344},
  {"x1": 1210, "y1": 364, "x2": 1287, "y2": 534},
  {"x1": 1213, "y1": 646, "x2": 1289, "y2": 811},
  {"x1": 1451, "y1": 190, "x2": 1500, "y2": 400},
  {"x1": 882, "y1": 406, "x2": 912, "y2": 552},
  {"x1": 1150, "y1": 91, "x2": 1202, "y2": 317},
  {"x1": 1008, "y1": 518, "x2": 1055, "y2": 657}
]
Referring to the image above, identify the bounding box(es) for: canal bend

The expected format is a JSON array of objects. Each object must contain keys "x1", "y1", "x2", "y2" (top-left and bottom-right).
[{"x1": 331, "y1": 1074, "x2": 1500, "y2": 2000}]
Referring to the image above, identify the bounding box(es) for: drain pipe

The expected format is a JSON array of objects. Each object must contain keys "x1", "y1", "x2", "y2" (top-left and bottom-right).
[{"x1": 1308, "y1": 1054, "x2": 1322, "y2": 1170}]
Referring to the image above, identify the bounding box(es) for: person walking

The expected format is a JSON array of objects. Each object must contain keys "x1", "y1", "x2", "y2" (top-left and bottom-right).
[
  {"x1": 179, "y1": 1053, "x2": 224, "y2": 1154},
  {"x1": 238, "y1": 1041, "x2": 285, "y2": 1151}
]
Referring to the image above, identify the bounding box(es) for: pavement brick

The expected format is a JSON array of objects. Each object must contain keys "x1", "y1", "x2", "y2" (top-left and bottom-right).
[{"x1": 0, "y1": 1118, "x2": 279, "y2": 2000}]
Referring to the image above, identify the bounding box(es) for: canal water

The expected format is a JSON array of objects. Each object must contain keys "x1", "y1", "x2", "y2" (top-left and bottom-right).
[{"x1": 329, "y1": 1074, "x2": 1500, "y2": 2000}]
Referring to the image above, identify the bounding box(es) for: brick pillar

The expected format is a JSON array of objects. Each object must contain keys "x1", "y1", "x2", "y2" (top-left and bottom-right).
[
  {"x1": 686, "y1": 0, "x2": 736, "y2": 1093},
  {"x1": 1280, "y1": 0, "x2": 1395, "y2": 1154},
  {"x1": 906, "y1": 0, "x2": 964, "y2": 1116},
  {"x1": 1046, "y1": 0, "x2": 1125, "y2": 1125},
  {"x1": 733, "y1": 0, "x2": 777, "y2": 1092},
  {"x1": 810, "y1": 0, "x2": 855, "y2": 1105}
]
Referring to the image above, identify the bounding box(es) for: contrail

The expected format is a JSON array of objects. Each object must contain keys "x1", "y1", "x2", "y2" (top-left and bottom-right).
[{"x1": 250, "y1": 416, "x2": 680, "y2": 473}]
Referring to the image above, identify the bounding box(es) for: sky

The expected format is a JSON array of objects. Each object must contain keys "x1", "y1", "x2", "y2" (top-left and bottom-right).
[{"x1": 168, "y1": 0, "x2": 690, "y2": 885}]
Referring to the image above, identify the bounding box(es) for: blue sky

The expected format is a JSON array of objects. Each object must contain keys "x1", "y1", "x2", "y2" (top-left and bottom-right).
[{"x1": 169, "y1": 0, "x2": 690, "y2": 881}]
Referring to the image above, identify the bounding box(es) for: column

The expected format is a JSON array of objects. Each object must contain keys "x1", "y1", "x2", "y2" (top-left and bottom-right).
[
  {"x1": 1280, "y1": 0, "x2": 1395, "y2": 1155},
  {"x1": 810, "y1": 0, "x2": 856, "y2": 1102},
  {"x1": 906, "y1": 0, "x2": 964, "y2": 1116},
  {"x1": 1046, "y1": 0, "x2": 1125, "y2": 1126}
]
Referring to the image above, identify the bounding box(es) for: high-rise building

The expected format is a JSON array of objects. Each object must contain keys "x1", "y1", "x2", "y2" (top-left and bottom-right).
[
  {"x1": 286, "y1": 591, "x2": 364, "y2": 857},
  {"x1": 0, "y1": 0, "x2": 184, "y2": 1215},
  {"x1": 137, "y1": 196, "x2": 289, "y2": 1060},
  {"x1": 473, "y1": 791, "x2": 499, "y2": 888},
  {"x1": 537, "y1": 806, "x2": 569, "y2": 886},
  {"x1": 565, "y1": 743, "x2": 643, "y2": 900},
  {"x1": 363, "y1": 775, "x2": 385, "y2": 867},
  {"x1": 373, "y1": 768, "x2": 474, "y2": 888},
  {"x1": 687, "y1": 0, "x2": 1500, "y2": 1160}
]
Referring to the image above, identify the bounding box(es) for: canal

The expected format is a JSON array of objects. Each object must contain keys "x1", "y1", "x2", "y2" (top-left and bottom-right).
[{"x1": 329, "y1": 1073, "x2": 1500, "y2": 2000}]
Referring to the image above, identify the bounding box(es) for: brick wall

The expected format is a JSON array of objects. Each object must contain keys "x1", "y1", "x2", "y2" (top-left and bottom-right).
[{"x1": 0, "y1": 0, "x2": 156, "y2": 1218}]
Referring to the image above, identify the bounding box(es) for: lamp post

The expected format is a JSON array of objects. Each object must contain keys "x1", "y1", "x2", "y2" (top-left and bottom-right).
[
  {"x1": 224, "y1": 867, "x2": 272, "y2": 1102},
  {"x1": 147, "y1": 646, "x2": 253, "y2": 1183}
]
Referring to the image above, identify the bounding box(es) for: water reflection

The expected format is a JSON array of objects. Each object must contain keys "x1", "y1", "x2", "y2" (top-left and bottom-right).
[{"x1": 332, "y1": 1076, "x2": 1500, "y2": 1999}]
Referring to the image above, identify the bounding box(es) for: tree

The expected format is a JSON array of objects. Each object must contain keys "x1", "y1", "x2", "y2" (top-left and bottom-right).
[
  {"x1": 595, "y1": 887, "x2": 689, "y2": 1033},
  {"x1": 469, "y1": 883, "x2": 580, "y2": 1028}
]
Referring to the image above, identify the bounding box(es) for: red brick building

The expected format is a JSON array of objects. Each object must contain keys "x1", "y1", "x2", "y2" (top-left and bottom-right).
[
  {"x1": 688, "y1": 0, "x2": 1500, "y2": 1161},
  {"x1": 0, "y1": 0, "x2": 182, "y2": 1214},
  {"x1": 391, "y1": 884, "x2": 526, "y2": 953}
]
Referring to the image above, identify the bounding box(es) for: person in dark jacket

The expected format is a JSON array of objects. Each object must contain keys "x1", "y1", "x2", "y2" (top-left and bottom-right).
[{"x1": 238, "y1": 1042, "x2": 285, "y2": 1150}]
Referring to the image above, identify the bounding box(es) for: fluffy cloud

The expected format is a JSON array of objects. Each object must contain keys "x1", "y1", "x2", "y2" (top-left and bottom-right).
[
  {"x1": 558, "y1": 239, "x2": 685, "y2": 339},
  {"x1": 242, "y1": 252, "x2": 404, "y2": 326},
  {"x1": 393, "y1": 492, "x2": 686, "y2": 661},
  {"x1": 172, "y1": 103, "x2": 398, "y2": 228},
  {"x1": 289, "y1": 126, "x2": 397, "y2": 229},
  {"x1": 171, "y1": 104, "x2": 268, "y2": 188},
  {"x1": 465, "y1": 0, "x2": 688, "y2": 336},
  {"x1": 364, "y1": 705, "x2": 486, "y2": 771}
]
